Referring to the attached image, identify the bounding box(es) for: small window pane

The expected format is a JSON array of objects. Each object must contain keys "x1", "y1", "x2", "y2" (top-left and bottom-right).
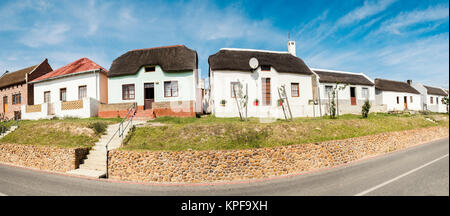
[
  {"x1": 261, "y1": 65, "x2": 271, "y2": 71},
  {"x1": 325, "y1": 86, "x2": 333, "y2": 96},
  {"x1": 145, "y1": 66, "x2": 155, "y2": 72},
  {"x1": 291, "y1": 83, "x2": 299, "y2": 97}
]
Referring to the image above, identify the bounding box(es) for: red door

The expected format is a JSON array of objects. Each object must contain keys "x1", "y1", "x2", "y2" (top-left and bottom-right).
[
  {"x1": 350, "y1": 87, "x2": 356, "y2": 105},
  {"x1": 404, "y1": 96, "x2": 408, "y2": 110}
]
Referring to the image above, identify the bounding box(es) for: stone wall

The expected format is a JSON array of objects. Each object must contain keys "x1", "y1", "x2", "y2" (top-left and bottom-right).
[
  {"x1": 0, "y1": 144, "x2": 89, "y2": 172},
  {"x1": 108, "y1": 126, "x2": 448, "y2": 183}
]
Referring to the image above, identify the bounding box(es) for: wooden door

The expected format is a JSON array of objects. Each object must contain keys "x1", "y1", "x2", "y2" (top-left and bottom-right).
[
  {"x1": 262, "y1": 78, "x2": 271, "y2": 105},
  {"x1": 144, "y1": 83, "x2": 154, "y2": 110},
  {"x1": 3, "y1": 96, "x2": 7, "y2": 113},
  {"x1": 350, "y1": 87, "x2": 356, "y2": 105},
  {"x1": 404, "y1": 96, "x2": 408, "y2": 110}
]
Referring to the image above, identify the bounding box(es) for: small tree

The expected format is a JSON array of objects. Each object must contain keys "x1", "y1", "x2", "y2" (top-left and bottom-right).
[
  {"x1": 361, "y1": 99, "x2": 371, "y2": 118},
  {"x1": 327, "y1": 83, "x2": 348, "y2": 119}
]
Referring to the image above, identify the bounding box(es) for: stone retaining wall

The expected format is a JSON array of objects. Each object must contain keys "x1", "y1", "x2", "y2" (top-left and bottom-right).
[
  {"x1": 108, "y1": 126, "x2": 449, "y2": 183},
  {"x1": 0, "y1": 144, "x2": 89, "y2": 172}
]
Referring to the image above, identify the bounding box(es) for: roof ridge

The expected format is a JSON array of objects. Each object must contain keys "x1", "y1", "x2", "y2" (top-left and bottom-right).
[
  {"x1": 129, "y1": 45, "x2": 185, "y2": 52},
  {"x1": 220, "y1": 48, "x2": 290, "y2": 54}
]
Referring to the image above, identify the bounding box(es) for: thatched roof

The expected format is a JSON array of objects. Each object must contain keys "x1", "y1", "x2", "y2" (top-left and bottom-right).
[
  {"x1": 313, "y1": 70, "x2": 374, "y2": 86},
  {"x1": 424, "y1": 85, "x2": 448, "y2": 96},
  {"x1": 375, "y1": 79, "x2": 420, "y2": 94},
  {"x1": 208, "y1": 49, "x2": 313, "y2": 75},
  {"x1": 108, "y1": 45, "x2": 197, "y2": 77}
]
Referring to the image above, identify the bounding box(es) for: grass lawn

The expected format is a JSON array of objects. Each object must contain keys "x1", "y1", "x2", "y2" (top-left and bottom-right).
[
  {"x1": 121, "y1": 113, "x2": 449, "y2": 151},
  {"x1": 0, "y1": 117, "x2": 122, "y2": 148}
]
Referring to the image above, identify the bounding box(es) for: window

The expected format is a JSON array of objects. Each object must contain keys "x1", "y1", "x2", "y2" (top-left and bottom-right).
[
  {"x1": 362, "y1": 88, "x2": 369, "y2": 99},
  {"x1": 436, "y1": 97, "x2": 439, "y2": 104},
  {"x1": 44, "y1": 91, "x2": 51, "y2": 103},
  {"x1": 396, "y1": 96, "x2": 399, "y2": 104},
  {"x1": 261, "y1": 65, "x2": 271, "y2": 71},
  {"x1": 60, "y1": 88, "x2": 67, "y2": 102},
  {"x1": 430, "y1": 97, "x2": 433, "y2": 104},
  {"x1": 325, "y1": 85, "x2": 333, "y2": 96},
  {"x1": 78, "y1": 85, "x2": 87, "y2": 99},
  {"x1": 230, "y1": 82, "x2": 240, "y2": 98},
  {"x1": 144, "y1": 66, "x2": 156, "y2": 72},
  {"x1": 262, "y1": 78, "x2": 271, "y2": 105},
  {"x1": 122, "y1": 84, "x2": 135, "y2": 100},
  {"x1": 291, "y1": 83, "x2": 299, "y2": 97},
  {"x1": 12, "y1": 93, "x2": 21, "y2": 105},
  {"x1": 164, "y1": 81, "x2": 178, "y2": 97}
]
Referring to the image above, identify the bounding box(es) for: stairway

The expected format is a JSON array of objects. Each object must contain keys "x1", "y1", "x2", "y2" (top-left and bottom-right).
[
  {"x1": 134, "y1": 109, "x2": 155, "y2": 120},
  {"x1": 67, "y1": 120, "x2": 146, "y2": 178},
  {"x1": 0, "y1": 125, "x2": 18, "y2": 138}
]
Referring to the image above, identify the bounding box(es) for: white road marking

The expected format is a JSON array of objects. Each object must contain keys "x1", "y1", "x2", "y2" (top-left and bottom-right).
[
  {"x1": 0, "y1": 192, "x2": 7, "y2": 196},
  {"x1": 355, "y1": 154, "x2": 449, "y2": 196}
]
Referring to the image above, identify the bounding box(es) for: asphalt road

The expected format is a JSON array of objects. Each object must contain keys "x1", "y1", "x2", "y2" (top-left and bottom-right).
[{"x1": 0, "y1": 138, "x2": 448, "y2": 196}]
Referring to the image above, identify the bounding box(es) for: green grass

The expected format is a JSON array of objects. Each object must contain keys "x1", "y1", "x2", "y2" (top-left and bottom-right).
[
  {"x1": 121, "y1": 113, "x2": 449, "y2": 151},
  {"x1": 0, "y1": 117, "x2": 122, "y2": 148}
]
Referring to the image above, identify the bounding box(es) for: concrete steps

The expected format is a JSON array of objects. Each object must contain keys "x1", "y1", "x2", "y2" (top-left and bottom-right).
[
  {"x1": 66, "y1": 120, "x2": 144, "y2": 178},
  {"x1": 0, "y1": 125, "x2": 18, "y2": 138}
]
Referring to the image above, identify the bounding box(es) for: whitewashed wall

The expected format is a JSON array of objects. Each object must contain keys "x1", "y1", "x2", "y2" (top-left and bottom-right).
[
  {"x1": 33, "y1": 72, "x2": 106, "y2": 104},
  {"x1": 375, "y1": 90, "x2": 421, "y2": 111},
  {"x1": 210, "y1": 67, "x2": 317, "y2": 118}
]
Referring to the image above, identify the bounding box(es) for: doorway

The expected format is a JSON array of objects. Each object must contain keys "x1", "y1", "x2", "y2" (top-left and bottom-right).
[
  {"x1": 404, "y1": 96, "x2": 408, "y2": 110},
  {"x1": 3, "y1": 96, "x2": 7, "y2": 113},
  {"x1": 144, "y1": 83, "x2": 154, "y2": 110},
  {"x1": 350, "y1": 87, "x2": 356, "y2": 106}
]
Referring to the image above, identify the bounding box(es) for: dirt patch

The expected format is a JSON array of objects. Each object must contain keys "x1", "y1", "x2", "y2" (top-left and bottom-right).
[{"x1": 35, "y1": 122, "x2": 95, "y2": 137}]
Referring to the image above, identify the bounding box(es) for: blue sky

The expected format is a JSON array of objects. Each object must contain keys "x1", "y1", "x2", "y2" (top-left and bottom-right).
[{"x1": 0, "y1": 0, "x2": 448, "y2": 88}]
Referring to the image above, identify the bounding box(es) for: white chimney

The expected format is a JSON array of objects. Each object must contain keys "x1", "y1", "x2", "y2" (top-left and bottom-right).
[{"x1": 288, "y1": 40, "x2": 296, "y2": 56}]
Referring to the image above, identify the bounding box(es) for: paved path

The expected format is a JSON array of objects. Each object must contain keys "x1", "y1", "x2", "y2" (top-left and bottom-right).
[{"x1": 0, "y1": 138, "x2": 448, "y2": 196}]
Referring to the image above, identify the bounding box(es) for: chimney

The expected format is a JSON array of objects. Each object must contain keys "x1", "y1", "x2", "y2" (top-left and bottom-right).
[
  {"x1": 407, "y1": 80, "x2": 412, "y2": 86},
  {"x1": 288, "y1": 41, "x2": 296, "y2": 56}
]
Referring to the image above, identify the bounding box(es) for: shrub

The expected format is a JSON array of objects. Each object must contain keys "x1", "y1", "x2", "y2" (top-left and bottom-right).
[
  {"x1": 361, "y1": 100, "x2": 371, "y2": 118},
  {"x1": 88, "y1": 122, "x2": 108, "y2": 135}
]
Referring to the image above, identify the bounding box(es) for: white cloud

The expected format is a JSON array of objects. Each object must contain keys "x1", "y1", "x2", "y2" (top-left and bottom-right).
[
  {"x1": 19, "y1": 23, "x2": 70, "y2": 47},
  {"x1": 372, "y1": 4, "x2": 449, "y2": 35},
  {"x1": 337, "y1": 0, "x2": 396, "y2": 26}
]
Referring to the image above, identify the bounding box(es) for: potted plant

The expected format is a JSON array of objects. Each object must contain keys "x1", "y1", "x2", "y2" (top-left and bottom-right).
[
  {"x1": 277, "y1": 99, "x2": 283, "y2": 107},
  {"x1": 254, "y1": 98, "x2": 259, "y2": 106},
  {"x1": 220, "y1": 99, "x2": 226, "y2": 106}
]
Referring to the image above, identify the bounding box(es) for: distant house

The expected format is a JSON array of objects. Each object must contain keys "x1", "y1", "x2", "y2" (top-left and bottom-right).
[
  {"x1": 0, "y1": 59, "x2": 52, "y2": 120},
  {"x1": 375, "y1": 79, "x2": 421, "y2": 111},
  {"x1": 21, "y1": 58, "x2": 108, "y2": 120},
  {"x1": 412, "y1": 81, "x2": 448, "y2": 113},
  {"x1": 312, "y1": 69, "x2": 386, "y2": 115},
  {"x1": 101, "y1": 45, "x2": 200, "y2": 118},
  {"x1": 208, "y1": 41, "x2": 321, "y2": 119}
]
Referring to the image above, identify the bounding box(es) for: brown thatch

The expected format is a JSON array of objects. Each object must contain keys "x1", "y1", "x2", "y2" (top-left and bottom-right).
[
  {"x1": 424, "y1": 85, "x2": 447, "y2": 96},
  {"x1": 108, "y1": 45, "x2": 198, "y2": 77},
  {"x1": 375, "y1": 79, "x2": 420, "y2": 94},
  {"x1": 0, "y1": 65, "x2": 38, "y2": 89},
  {"x1": 208, "y1": 49, "x2": 313, "y2": 75},
  {"x1": 314, "y1": 70, "x2": 374, "y2": 86}
]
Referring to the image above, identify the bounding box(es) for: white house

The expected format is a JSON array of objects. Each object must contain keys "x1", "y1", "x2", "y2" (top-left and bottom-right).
[
  {"x1": 411, "y1": 81, "x2": 448, "y2": 113},
  {"x1": 208, "y1": 41, "x2": 321, "y2": 119},
  {"x1": 101, "y1": 45, "x2": 200, "y2": 118},
  {"x1": 375, "y1": 79, "x2": 421, "y2": 112},
  {"x1": 21, "y1": 58, "x2": 108, "y2": 119},
  {"x1": 312, "y1": 69, "x2": 386, "y2": 115}
]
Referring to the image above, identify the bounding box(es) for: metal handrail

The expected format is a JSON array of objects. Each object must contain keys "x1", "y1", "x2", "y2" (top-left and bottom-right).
[
  {"x1": 0, "y1": 118, "x2": 19, "y2": 136},
  {"x1": 105, "y1": 103, "x2": 136, "y2": 178}
]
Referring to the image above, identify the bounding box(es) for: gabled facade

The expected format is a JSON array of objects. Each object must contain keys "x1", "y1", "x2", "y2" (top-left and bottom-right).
[
  {"x1": 21, "y1": 58, "x2": 108, "y2": 120},
  {"x1": 312, "y1": 69, "x2": 386, "y2": 115},
  {"x1": 101, "y1": 45, "x2": 200, "y2": 118},
  {"x1": 375, "y1": 79, "x2": 421, "y2": 111},
  {"x1": 208, "y1": 42, "x2": 320, "y2": 119},
  {"x1": 0, "y1": 59, "x2": 53, "y2": 120},
  {"x1": 412, "y1": 81, "x2": 448, "y2": 113}
]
